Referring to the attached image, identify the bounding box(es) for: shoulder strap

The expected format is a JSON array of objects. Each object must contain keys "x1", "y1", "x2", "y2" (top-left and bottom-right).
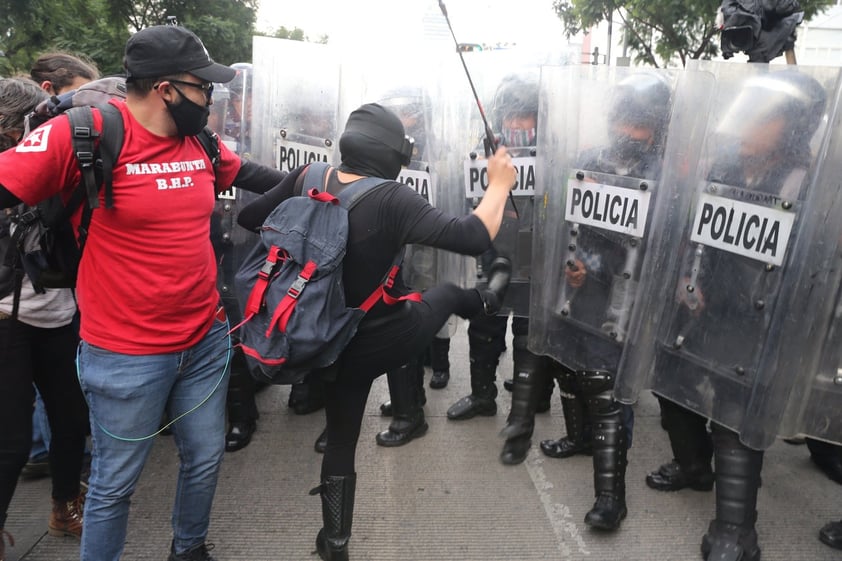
[
  {"x1": 97, "y1": 103, "x2": 124, "y2": 210},
  {"x1": 66, "y1": 103, "x2": 125, "y2": 254},
  {"x1": 196, "y1": 126, "x2": 221, "y2": 171},
  {"x1": 299, "y1": 162, "x2": 391, "y2": 209},
  {"x1": 66, "y1": 106, "x2": 100, "y2": 210},
  {"x1": 300, "y1": 162, "x2": 331, "y2": 195}
]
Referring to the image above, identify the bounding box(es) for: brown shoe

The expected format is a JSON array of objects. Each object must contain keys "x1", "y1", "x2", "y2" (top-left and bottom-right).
[
  {"x1": 1, "y1": 529, "x2": 15, "y2": 561},
  {"x1": 48, "y1": 494, "x2": 84, "y2": 539}
]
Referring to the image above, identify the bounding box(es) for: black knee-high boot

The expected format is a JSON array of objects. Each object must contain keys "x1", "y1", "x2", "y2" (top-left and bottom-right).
[
  {"x1": 376, "y1": 359, "x2": 428, "y2": 447},
  {"x1": 582, "y1": 371, "x2": 627, "y2": 531},
  {"x1": 540, "y1": 367, "x2": 593, "y2": 458},
  {"x1": 447, "y1": 317, "x2": 504, "y2": 421},
  {"x1": 646, "y1": 395, "x2": 713, "y2": 491},
  {"x1": 701, "y1": 426, "x2": 763, "y2": 561},
  {"x1": 499, "y1": 340, "x2": 547, "y2": 465},
  {"x1": 311, "y1": 473, "x2": 356, "y2": 561}
]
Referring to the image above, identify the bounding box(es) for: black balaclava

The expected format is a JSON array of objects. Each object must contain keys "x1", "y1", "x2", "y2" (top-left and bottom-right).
[{"x1": 338, "y1": 103, "x2": 407, "y2": 180}]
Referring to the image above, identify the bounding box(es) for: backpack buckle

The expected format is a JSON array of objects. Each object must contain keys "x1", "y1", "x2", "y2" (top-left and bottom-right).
[
  {"x1": 259, "y1": 259, "x2": 276, "y2": 279},
  {"x1": 76, "y1": 151, "x2": 94, "y2": 167},
  {"x1": 287, "y1": 275, "x2": 308, "y2": 299},
  {"x1": 259, "y1": 247, "x2": 284, "y2": 279},
  {"x1": 16, "y1": 208, "x2": 41, "y2": 225}
]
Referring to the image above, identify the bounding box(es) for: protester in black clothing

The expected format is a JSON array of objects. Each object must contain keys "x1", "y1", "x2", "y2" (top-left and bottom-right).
[{"x1": 238, "y1": 103, "x2": 516, "y2": 561}]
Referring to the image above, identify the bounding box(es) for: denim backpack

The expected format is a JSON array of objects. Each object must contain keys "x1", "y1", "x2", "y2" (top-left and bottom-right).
[{"x1": 234, "y1": 162, "x2": 420, "y2": 384}]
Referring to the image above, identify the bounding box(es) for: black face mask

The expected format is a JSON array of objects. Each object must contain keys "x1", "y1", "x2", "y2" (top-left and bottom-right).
[
  {"x1": 610, "y1": 134, "x2": 652, "y2": 164},
  {"x1": 166, "y1": 89, "x2": 210, "y2": 137}
]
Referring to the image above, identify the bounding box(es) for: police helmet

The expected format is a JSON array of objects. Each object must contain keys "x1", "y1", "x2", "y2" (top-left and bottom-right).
[
  {"x1": 607, "y1": 71, "x2": 672, "y2": 141},
  {"x1": 491, "y1": 72, "x2": 538, "y2": 127},
  {"x1": 716, "y1": 69, "x2": 827, "y2": 150},
  {"x1": 491, "y1": 71, "x2": 539, "y2": 147}
]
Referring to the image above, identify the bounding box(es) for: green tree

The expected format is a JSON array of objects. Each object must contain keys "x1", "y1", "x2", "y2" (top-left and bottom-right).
[
  {"x1": 105, "y1": 0, "x2": 259, "y2": 65},
  {"x1": 1, "y1": 0, "x2": 129, "y2": 76},
  {"x1": 554, "y1": 0, "x2": 836, "y2": 67}
]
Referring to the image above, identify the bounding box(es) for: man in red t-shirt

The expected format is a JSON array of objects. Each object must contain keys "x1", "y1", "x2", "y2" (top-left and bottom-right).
[{"x1": 0, "y1": 25, "x2": 285, "y2": 561}]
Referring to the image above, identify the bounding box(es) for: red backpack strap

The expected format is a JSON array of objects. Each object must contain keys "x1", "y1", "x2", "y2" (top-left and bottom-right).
[
  {"x1": 359, "y1": 261, "x2": 422, "y2": 312},
  {"x1": 266, "y1": 260, "x2": 318, "y2": 336},
  {"x1": 244, "y1": 245, "x2": 284, "y2": 317}
]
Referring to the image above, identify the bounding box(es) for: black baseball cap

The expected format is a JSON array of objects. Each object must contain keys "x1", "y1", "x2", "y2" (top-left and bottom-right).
[{"x1": 124, "y1": 25, "x2": 236, "y2": 84}]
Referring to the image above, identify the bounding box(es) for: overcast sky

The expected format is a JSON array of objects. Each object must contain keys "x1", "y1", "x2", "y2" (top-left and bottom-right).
[{"x1": 256, "y1": 0, "x2": 567, "y2": 48}]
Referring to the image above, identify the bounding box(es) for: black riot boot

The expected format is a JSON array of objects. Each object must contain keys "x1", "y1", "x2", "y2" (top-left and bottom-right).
[
  {"x1": 582, "y1": 371, "x2": 628, "y2": 531},
  {"x1": 701, "y1": 426, "x2": 763, "y2": 561},
  {"x1": 499, "y1": 341, "x2": 547, "y2": 465},
  {"x1": 310, "y1": 473, "x2": 356, "y2": 561},
  {"x1": 646, "y1": 396, "x2": 714, "y2": 492},
  {"x1": 429, "y1": 336, "x2": 451, "y2": 389},
  {"x1": 379, "y1": 356, "x2": 426, "y2": 417},
  {"x1": 225, "y1": 347, "x2": 259, "y2": 452},
  {"x1": 289, "y1": 375, "x2": 325, "y2": 415},
  {"x1": 446, "y1": 365, "x2": 498, "y2": 420},
  {"x1": 540, "y1": 368, "x2": 593, "y2": 459},
  {"x1": 583, "y1": 407, "x2": 628, "y2": 530},
  {"x1": 447, "y1": 313, "x2": 506, "y2": 421},
  {"x1": 376, "y1": 359, "x2": 429, "y2": 447}
]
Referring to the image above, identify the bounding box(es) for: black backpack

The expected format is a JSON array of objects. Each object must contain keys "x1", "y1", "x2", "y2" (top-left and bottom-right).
[{"x1": 1, "y1": 81, "x2": 220, "y2": 318}]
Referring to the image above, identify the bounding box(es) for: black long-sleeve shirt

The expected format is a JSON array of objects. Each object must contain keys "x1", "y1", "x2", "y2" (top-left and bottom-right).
[{"x1": 239, "y1": 165, "x2": 491, "y2": 318}]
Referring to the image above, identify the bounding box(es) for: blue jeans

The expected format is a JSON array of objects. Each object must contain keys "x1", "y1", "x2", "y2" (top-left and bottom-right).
[{"x1": 77, "y1": 318, "x2": 230, "y2": 561}]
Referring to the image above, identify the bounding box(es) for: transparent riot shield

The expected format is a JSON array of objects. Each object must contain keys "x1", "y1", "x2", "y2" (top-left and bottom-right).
[
  {"x1": 461, "y1": 50, "x2": 559, "y2": 317},
  {"x1": 613, "y1": 62, "x2": 840, "y2": 450},
  {"x1": 780, "y1": 279, "x2": 842, "y2": 445},
  {"x1": 528, "y1": 65, "x2": 685, "y2": 374},
  {"x1": 251, "y1": 36, "x2": 339, "y2": 173},
  {"x1": 773, "y1": 70, "x2": 842, "y2": 446},
  {"x1": 338, "y1": 45, "x2": 446, "y2": 291},
  {"x1": 209, "y1": 64, "x2": 262, "y2": 325}
]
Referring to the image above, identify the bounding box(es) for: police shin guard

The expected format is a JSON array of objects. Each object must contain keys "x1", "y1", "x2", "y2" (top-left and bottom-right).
[
  {"x1": 540, "y1": 369, "x2": 593, "y2": 459},
  {"x1": 646, "y1": 396, "x2": 713, "y2": 492},
  {"x1": 582, "y1": 372, "x2": 627, "y2": 531},
  {"x1": 701, "y1": 427, "x2": 763, "y2": 561},
  {"x1": 499, "y1": 344, "x2": 546, "y2": 465},
  {"x1": 376, "y1": 361, "x2": 428, "y2": 447},
  {"x1": 311, "y1": 474, "x2": 356, "y2": 561}
]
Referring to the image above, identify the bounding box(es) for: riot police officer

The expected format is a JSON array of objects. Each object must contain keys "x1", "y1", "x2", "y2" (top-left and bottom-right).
[
  {"x1": 533, "y1": 71, "x2": 673, "y2": 530},
  {"x1": 448, "y1": 73, "x2": 554, "y2": 452},
  {"x1": 640, "y1": 69, "x2": 827, "y2": 560}
]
